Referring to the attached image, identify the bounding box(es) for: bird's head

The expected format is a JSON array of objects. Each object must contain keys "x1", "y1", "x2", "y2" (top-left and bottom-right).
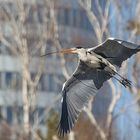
[{"x1": 74, "y1": 46, "x2": 87, "y2": 58}]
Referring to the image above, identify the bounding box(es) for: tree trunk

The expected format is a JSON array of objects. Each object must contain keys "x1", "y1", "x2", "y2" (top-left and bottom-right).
[{"x1": 22, "y1": 53, "x2": 30, "y2": 137}]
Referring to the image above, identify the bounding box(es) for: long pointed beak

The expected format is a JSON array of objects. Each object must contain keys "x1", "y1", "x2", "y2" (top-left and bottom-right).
[
  {"x1": 60, "y1": 48, "x2": 77, "y2": 54},
  {"x1": 41, "y1": 48, "x2": 77, "y2": 57}
]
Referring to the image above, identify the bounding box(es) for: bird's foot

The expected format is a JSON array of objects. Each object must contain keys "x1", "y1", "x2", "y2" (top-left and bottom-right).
[{"x1": 121, "y1": 78, "x2": 132, "y2": 88}]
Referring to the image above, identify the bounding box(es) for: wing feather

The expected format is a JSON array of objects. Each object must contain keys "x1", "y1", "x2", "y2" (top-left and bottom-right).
[
  {"x1": 58, "y1": 61, "x2": 111, "y2": 136},
  {"x1": 92, "y1": 38, "x2": 140, "y2": 67}
]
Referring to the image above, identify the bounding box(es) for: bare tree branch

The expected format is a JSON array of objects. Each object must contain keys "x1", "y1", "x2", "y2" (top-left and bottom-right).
[
  {"x1": 48, "y1": 0, "x2": 70, "y2": 80},
  {"x1": 84, "y1": 107, "x2": 107, "y2": 140}
]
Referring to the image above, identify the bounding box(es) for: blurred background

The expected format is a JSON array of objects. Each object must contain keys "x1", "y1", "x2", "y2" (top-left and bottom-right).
[{"x1": 0, "y1": 0, "x2": 140, "y2": 140}]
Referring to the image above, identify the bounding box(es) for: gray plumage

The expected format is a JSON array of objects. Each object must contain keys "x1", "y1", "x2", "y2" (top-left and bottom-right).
[
  {"x1": 58, "y1": 38, "x2": 140, "y2": 136},
  {"x1": 92, "y1": 38, "x2": 140, "y2": 67}
]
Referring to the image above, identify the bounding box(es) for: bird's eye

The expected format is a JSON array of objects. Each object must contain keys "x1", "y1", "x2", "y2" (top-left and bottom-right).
[{"x1": 87, "y1": 51, "x2": 92, "y2": 54}]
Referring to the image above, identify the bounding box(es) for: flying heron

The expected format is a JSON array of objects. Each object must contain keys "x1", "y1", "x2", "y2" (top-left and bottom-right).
[{"x1": 42, "y1": 38, "x2": 140, "y2": 136}]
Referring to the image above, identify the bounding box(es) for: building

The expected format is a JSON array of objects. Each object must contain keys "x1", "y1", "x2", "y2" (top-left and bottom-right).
[{"x1": 0, "y1": 0, "x2": 95, "y2": 131}]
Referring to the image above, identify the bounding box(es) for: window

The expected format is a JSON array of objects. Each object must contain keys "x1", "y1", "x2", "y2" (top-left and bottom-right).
[
  {"x1": 64, "y1": 8, "x2": 70, "y2": 25},
  {"x1": 38, "y1": 75, "x2": 43, "y2": 91},
  {"x1": 72, "y1": 9, "x2": 78, "y2": 27},
  {"x1": 79, "y1": 10, "x2": 85, "y2": 28},
  {"x1": 15, "y1": 73, "x2": 22, "y2": 90},
  {"x1": 30, "y1": 109, "x2": 35, "y2": 124},
  {"x1": 31, "y1": 73, "x2": 36, "y2": 81},
  {"x1": 5, "y1": 72, "x2": 12, "y2": 89},
  {"x1": 4, "y1": 72, "x2": 22, "y2": 90},
  {"x1": 0, "y1": 42, "x2": 3, "y2": 54},
  {"x1": 38, "y1": 107, "x2": 45, "y2": 124},
  {"x1": 0, "y1": 73, "x2": 2, "y2": 89},
  {"x1": 56, "y1": 8, "x2": 93, "y2": 30},
  {"x1": 46, "y1": 40, "x2": 54, "y2": 58},
  {"x1": 37, "y1": 5, "x2": 43, "y2": 23},
  {"x1": 27, "y1": 6, "x2": 34, "y2": 23},
  {"x1": 55, "y1": 74, "x2": 65, "y2": 92},
  {"x1": 57, "y1": 8, "x2": 71, "y2": 26},
  {"x1": 17, "y1": 107, "x2": 23, "y2": 124},
  {"x1": 38, "y1": 74, "x2": 47, "y2": 91},
  {"x1": 85, "y1": 16, "x2": 93, "y2": 31},
  {"x1": 38, "y1": 73, "x2": 62, "y2": 92},
  {"x1": 47, "y1": 74, "x2": 55, "y2": 92},
  {"x1": 29, "y1": 107, "x2": 45, "y2": 125},
  {"x1": 7, "y1": 107, "x2": 13, "y2": 124},
  {"x1": 79, "y1": 10, "x2": 93, "y2": 31},
  {"x1": 57, "y1": 8, "x2": 64, "y2": 25}
]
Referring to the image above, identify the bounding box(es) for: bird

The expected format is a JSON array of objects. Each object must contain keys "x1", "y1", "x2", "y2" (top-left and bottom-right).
[{"x1": 41, "y1": 38, "x2": 140, "y2": 136}]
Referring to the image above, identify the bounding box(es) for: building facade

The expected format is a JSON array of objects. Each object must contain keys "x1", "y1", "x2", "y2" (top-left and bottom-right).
[{"x1": 0, "y1": 0, "x2": 95, "y2": 129}]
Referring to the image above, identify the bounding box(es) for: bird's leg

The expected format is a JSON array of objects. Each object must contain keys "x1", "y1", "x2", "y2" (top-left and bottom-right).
[
  {"x1": 112, "y1": 76, "x2": 125, "y2": 86},
  {"x1": 113, "y1": 76, "x2": 131, "y2": 88},
  {"x1": 107, "y1": 71, "x2": 131, "y2": 88},
  {"x1": 100, "y1": 63, "x2": 131, "y2": 88}
]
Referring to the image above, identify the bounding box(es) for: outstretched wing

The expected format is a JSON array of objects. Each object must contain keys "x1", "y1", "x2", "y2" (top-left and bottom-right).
[
  {"x1": 58, "y1": 61, "x2": 111, "y2": 136},
  {"x1": 90, "y1": 38, "x2": 140, "y2": 67}
]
